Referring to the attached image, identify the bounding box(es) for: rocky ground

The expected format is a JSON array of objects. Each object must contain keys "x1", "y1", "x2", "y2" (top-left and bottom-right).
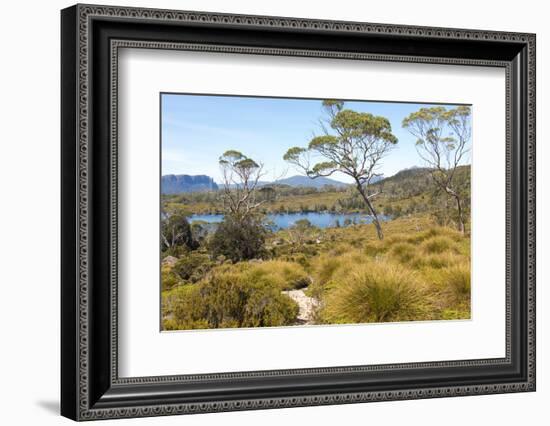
[{"x1": 281, "y1": 289, "x2": 319, "y2": 325}]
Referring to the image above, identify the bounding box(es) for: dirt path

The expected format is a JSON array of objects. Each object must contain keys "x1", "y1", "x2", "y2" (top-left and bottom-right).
[{"x1": 282, "y1": 289, "x2": 319, "y2": 325}]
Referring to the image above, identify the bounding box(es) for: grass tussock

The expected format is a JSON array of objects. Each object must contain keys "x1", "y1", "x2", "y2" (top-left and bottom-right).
[
  {"x1": 242, "y1": 260, "x2": 311, "y2": 290},
  {"x1": 305, "y1": 218, "x2": 471, "y2": 323},
  {"x1": 438, "y1": 263, "x2": 471, "y2": 304},
  {"x1": 320, "y1": 260, "x2": 429, "y2": 324},
  {"x1": 420, "y1": 236, "x2": 459, "y2": 255},
  {"x1": 389, "y1": 242, "x2": 417, "y2": 263}
]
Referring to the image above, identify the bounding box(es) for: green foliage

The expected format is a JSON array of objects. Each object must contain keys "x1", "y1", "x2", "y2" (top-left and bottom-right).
[
  {"x1": 219, "y1": 150, "x2": 260, "y2": 172},
  {"x1": 322, "y1": 99, "x2": 344, "y2": 111},
  {"x1": 282, "y1": 100, "x2": 400, "y2": 240},
  {"x1": 160, "y1": 213, "x2": 197, "y2": 253},
  {"x1": 330, "y1": 110, "x2": 398, "y2": 145},
  {"x1": 288, "y1": 104, "x2": 399, "y2": 182},
  {"x1": 161, "y1": 265, "x2": 182, "y2": 291},
  {"x1": 283, "y1": 146, "x2": 307, "y2": 162},
  {"x1": 162, "y1": 285, "x2": 211, "y2": 330},
  {"x1": 209, "y1": 214, "x2": 267, "y2": 262},
  {"x1": 173, "y1": 252, "x2": 213, "y2": 283},
  {"x1": 162, "y1": 215, "x2": 472, "y2": 329},
  {"x1": 163, "y1": 265, "x2": 299, "y2": 329},
  {"x1": 308, "y1": 135, "x2": 339, "y2": 150},
  {"x1": 402, "y1": 106, "x2": 448, "y2": 129},
  {"x1": 189, "y1": 221, "x2": 211, "y2": 245},
  {"x1": 311, "y1": 161, "x2": 338, "y2": 176}
]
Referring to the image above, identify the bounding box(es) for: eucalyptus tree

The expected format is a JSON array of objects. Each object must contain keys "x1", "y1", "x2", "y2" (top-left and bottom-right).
[
  {"x1": 214, "y1": 150, "x2": 268, "y2": 261},
  {"x1": 218, "y1": 150, "x2": 266, "y2": 221},
  {"x1": 160, "y1": 213, "x2": 197, "y2": 252},
  {"x1": 402, "y1": 106, "x2": 471, "y2": 233},
  {"x1": 283, "y1": 100, "x2": 398, "y2": 240}
]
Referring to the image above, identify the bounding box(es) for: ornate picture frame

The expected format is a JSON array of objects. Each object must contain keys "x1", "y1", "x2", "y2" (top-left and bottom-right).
[{"x1": 61, "y1": 4, "x2": 535, "y2": 421}]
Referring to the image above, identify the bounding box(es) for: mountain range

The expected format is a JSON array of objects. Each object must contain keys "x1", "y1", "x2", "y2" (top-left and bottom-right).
[
  {"x1": 161, "y1": 174, "x2": 384, "y2": 194},
  {"x1": 272, "y1": 175, "x2": 349, "y2": 188},
  {"x1": 161, "y1": 175, "x2": 218, "y2": 194}
]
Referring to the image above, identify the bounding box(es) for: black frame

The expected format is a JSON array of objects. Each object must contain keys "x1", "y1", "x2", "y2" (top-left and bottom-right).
[{"x1": 61, "y1": 4, "x2": 536, "y2": 421}]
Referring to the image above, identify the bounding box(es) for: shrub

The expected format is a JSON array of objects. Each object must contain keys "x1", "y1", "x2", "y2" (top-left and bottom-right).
[
  {"x1": 190, "y1": 221, "x2": 210, "y2": 244},
  {"x1": 161, "y1": 265, "x2": 182, "y2": 291},
  {"x1": 162, "y1": 285, "x2": 211, "y2": 329},
  {"x1": 173, "y1": 252, "x2": 213, "y2": 283},
  {"x1": 288, "y1": 219, "x2": 318, "y2": 245},
  {"x1": 320, "y1": 260, "x2": 428, "y2": 324},
  {"x1": 165, "y1": 267, "x2": 299, "y2": 329},
  {"x1": 209, "y1": 214, "x2": 267, "y2": 262}
]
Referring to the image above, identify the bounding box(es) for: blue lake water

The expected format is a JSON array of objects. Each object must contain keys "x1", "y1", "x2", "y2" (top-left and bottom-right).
[{"x1": 189, "y1": 212, "x2": 391, "y2": 230}]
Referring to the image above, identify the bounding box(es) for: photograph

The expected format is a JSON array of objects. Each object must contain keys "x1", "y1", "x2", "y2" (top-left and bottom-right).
[
  {"x1": 160, "y1": 94, "x2": 472, "y2": 330},
  {"x1": 57, "y1": 3, "x2": 536, "y2": 420}
]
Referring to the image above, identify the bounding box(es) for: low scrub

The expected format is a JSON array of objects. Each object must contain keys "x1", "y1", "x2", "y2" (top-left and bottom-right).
[
  {"x1": 162, "y1": 260, "x2": 308, "y2": 329},
  {"x1": 163, "y1": 218, "x2": 472, "y2": 328},
  {"x1": 163, "y1": 265, "x2": 299, "y2": 330},
  {"x1": 173, "y1": 252, "x2": 213, "y2": 283},
  {"x1": 161, "y1": 264, "x2": 182, "y2": 291}
]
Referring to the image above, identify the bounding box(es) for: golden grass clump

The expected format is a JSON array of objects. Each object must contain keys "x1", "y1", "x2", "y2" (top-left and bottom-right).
[
  {"x1": 420, "y1": 236, "x2": 459, "y2": 255},
  {"x1": 243, "y1": 260, "x2": 310, "y2": 290},
  {"x1": 319, "y1": 260, "x2": 429, "y2": 324},
  {"x1": 438, "y1": 262, "x2": 471, "y2": 305},
  {"x1": 388, "y1": 242, "x2": 417, "y2": 264},
  {"x1": 415, "y1": 252, "x2": 461, "y2": 270},
  {"x1": 313, "y1": 255, "x2": 342, "y2": 287}
]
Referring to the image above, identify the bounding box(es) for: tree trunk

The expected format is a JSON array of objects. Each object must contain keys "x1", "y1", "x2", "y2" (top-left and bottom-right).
[
  {"x1": 452, "y1": 194, "x2": 465, "y2": 234},
  {"x1": 355, "y1": 181, "x2": 384, "y2": 240}
]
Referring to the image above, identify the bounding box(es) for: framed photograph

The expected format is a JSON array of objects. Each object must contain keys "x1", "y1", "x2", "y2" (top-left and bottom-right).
[{"x1": 61, "y1": 4, "x2": 536, "y2": 421}]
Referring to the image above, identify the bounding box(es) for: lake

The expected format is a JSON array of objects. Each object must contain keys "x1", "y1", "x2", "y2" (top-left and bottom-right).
[{"x1": 189, "y1": 212, "x2": 391, "y2": 230}]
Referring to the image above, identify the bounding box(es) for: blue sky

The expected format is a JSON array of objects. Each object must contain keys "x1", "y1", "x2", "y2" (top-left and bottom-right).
[{"x1": 161, "y1": 94, "x2": 471, "y2": 184}]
